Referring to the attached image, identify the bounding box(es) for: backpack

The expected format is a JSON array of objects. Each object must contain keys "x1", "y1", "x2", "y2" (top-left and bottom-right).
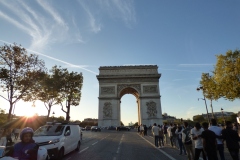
[
  {"x1": 163, "y1": 126, "x2": 168, "y2": 134},
  {"x1": 171, "y1": 126, "x2": 176, "y2": 136},
  {"x1": 182, "y1": 127, "x2": 192, "y2": 144}
]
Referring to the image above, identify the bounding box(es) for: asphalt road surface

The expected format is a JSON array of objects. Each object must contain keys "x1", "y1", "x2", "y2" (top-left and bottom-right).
[{"x1": 63, "y1": 130, "x2": 189, "y2": 160}]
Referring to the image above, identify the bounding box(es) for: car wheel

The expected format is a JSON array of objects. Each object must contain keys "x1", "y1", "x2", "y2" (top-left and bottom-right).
[
  {"x1": 75, "y1": 141, "x2": 80, "y2": 151},
  {"x1": 58, "y1": 148, "x2": 64, "y2": 160}
]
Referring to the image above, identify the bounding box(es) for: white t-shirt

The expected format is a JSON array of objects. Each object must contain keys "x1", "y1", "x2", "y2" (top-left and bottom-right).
[
  {"x1": 191, "y1": 128, "x2": 204, "y2": 149},
  {"x1": 152, "y1": 126, "x2": 159, "y2": 136},
  {"x1": 209, "y1": 125, "x2": 223, "y2": 144},
  {"x1": 167, "y1": 126, "x2": 173, "y2": 137}
]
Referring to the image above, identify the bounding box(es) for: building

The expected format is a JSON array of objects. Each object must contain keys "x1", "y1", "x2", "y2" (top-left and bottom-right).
[
  {"x1": 162, "y1": 113, "x2": 176, "y2": 123},
  {"x1": 82, "y1": 118, "x2": 98, "y2": 124},
  {"x1": 193, "y1": 111, "x2": 235, "y2": 120}
]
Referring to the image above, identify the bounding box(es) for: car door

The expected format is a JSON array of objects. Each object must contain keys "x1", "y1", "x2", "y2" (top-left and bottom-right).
[{"x1": 63, "y1": 126, "x2": 71, "y2": 154}]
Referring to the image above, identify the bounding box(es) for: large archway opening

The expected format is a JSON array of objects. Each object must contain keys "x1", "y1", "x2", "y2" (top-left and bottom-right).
[
  {"x1": 119, "y1": 87, "x2": 139, "y2": 126},
  {"x1": 121, "y1": 95, "x2": 138, "y2": 126}
]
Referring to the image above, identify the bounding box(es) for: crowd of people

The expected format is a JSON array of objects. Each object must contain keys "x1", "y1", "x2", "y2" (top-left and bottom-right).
[{"x1": 146, "y1": 119, "x2": 239, "y2": 160}]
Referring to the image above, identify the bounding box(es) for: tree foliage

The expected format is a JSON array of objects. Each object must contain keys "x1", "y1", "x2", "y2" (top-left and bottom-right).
[
  {"x1": 0, "y1": 43, "x2": 46, "y2": 120},
  {"x1": 200, "y1": 50, "x2": 240, "y2": 102},
  {"x1": 193, "y1": 115, "x2": 205, "y2": 122},
  {"x1": 56, "y1": 66, "x2": 83, "y2": 121},
  {"x1": 28, "y1": 66, "x2": 83, "y2": 121},
  {"x1": 200, "y1": 73, "x2": 220, "y2": 101},
  {"x1": 214, "y1": 50, "x2": 240, "y2": 100}
]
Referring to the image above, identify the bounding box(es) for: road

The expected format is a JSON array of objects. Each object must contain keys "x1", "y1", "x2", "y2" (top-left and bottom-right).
[{"x1": 63, "y1": 130, "x2": 187, "y2": 160}]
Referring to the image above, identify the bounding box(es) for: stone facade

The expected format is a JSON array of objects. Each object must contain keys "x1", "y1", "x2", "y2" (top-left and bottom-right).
[{"x1": 97, "y1": 65, "x2": 163, "y2": 127}]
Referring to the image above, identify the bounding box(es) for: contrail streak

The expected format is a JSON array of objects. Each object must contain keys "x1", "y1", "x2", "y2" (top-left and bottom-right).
[{"x1": 0, "y1": 40, "x2": 98, "y2": 75}]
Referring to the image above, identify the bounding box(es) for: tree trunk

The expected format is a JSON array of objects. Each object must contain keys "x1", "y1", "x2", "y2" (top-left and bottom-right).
[
  {"x1": 7, "y1": 101, "x2": 13, "y2": 121},
  {"x1": 46, "y1": 105, "x2": 52, "y2": 121},
  {"x1": 210, "y1": 99, "x2": 214, "y2": 119},
  {"x1": 66, "y1": 100, "x2": 70, "y2": 122}
]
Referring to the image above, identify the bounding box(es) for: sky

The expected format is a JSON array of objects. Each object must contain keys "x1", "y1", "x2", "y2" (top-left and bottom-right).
[{"x1": 0, "y1": 0, "x2": 240, "y2": 125}]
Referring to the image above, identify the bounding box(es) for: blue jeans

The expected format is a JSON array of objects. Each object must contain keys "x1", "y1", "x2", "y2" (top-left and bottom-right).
[
  {"x1": 154, "y1": 136, "x2": 159, "y2": 147},
  {"x1": 177, "y1": 138, "x2": 186, "y2": 154},
  {"x1": 217, "y1": 144, "x2": 225, "y2": 160}
]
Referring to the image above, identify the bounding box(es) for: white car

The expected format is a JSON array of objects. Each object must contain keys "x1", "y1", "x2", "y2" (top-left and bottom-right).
[{"x1": 33, "y1": 122, "x2": 81, "y2": 160}]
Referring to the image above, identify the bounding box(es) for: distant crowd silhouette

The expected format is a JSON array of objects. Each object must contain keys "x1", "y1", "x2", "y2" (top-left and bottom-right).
[{"x1": 138, "y1": 119, "x2": 240, "y2": 160}]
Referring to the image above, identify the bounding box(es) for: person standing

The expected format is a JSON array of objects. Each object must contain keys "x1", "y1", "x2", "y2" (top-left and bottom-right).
[
  {"x1": 140, "y1": 124, "x2": 144, "y2": 136},
  {"x1": 137, "y1": 125, "x2": 140, "y2": 134},
  {"x1": 182, "y1": 122, "x2": 194, "y2": 160},
  {"x1": 162, "y1": 123, "x2": 168, "y2": 145},
  {"x1": 191, "y1": 122, "x2": 206, "y2": 160},
  {"x1": 14, "y1": 128, "x2": 21, "y2": 141},
  {"x1": 6, "y1": 128, "x2": 12, "y2": 145},
  {"x1": 221, "y1": 121, "x2": 240, "y2": 160},
  {"x1": 175, "y1": 124, "x2": 187, "y2": 155},
  {"x1": 152, "y1": 123, "x2": 160, "y2": 148},
  {"x1": 201, "y1": 122, "x2": 218, "y2": 160},
  {"x1": 167, "y1": 123, "x2": 174, "y2": 147},
  {"x1": 209, "y1": 119, "x2": 225, "y2": 160},
  {"x1": 144, "y1": 125, "x2": 148, "y2": 136},
  {"x1": 158, "y1": 125, "x2": 164, "y2": 148}
]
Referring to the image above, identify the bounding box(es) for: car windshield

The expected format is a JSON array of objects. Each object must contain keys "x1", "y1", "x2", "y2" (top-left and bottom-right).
[{"x1": 34, "y1": 125, "x2": 65, "y2": 136}]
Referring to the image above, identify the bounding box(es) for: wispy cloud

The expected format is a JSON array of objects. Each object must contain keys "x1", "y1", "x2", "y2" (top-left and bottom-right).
[
  {"x1": 0, "y1": 40, "x2": 98, "y2": 75},
  {"x1": 159, "y1": 68, "x2": 202, "y2": 73},
  {"x1": 179, "y1": 64, "x2": 214, "y2": 67},
  {"x1": 36, "y1": 0, "x2": 67, "y2": 28},
  {"x1": 77, "y1": 0, "x2": 101, "y2": 33},
  {"x1": 0, "y1": 0, "x2": 82, "y2": 51},
  {"x1": 98, "y1": 0, "x2": 136, "y2": 28}
]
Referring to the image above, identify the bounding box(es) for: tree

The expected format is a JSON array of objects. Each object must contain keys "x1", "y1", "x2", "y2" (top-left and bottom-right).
[
  {"x1": 200, "y1": 73, "x2": 220, "y2": 118},
  {"x1": 48, "y1": 66, "x2": 83, "y2": 122},
  {"x1": 0, "y1": 108, "x2": 7, "y2": 126},
  {"x1": 193, "y1": 115, "x2": 205, "y2": 122},
  {"x1": 0, "y1": 43, "x2": 46, "y2": 120},
  {"x1": 24, "y1": 66, "x2": 65, "y2": 120},
  {"x1": 214, "y1": 50, "x2": 240, "y2": 100}
]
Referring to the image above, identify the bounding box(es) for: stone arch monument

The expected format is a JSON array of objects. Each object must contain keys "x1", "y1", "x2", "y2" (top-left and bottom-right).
[{"x1": 97, "y1": 65, "x2": 163, "y2": 127}]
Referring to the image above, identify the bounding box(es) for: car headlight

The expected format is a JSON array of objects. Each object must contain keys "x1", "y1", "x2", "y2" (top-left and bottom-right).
[{"x1": 49, "y1": 138, "x2": 60, "y2": 144}]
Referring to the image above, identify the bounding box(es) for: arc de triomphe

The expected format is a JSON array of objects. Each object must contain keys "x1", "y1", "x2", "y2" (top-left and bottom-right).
[{"x1": 97, "y1": 65, "x2": 163, "y2": 127}]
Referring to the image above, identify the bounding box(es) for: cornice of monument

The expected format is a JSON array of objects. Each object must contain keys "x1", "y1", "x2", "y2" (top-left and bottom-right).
[
  {"x1": 99, "y1": 65, "x2": 158, "y2": 70},
  {"x1": 97, "y1": 74, "x2": 161, "y2": 79}
]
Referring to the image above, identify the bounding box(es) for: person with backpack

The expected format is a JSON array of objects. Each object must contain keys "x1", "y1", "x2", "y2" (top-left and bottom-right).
[
  {"x1": 182, "y1": 122, "x2": 194, "y2": 160},
  {"x1": 175, "y1": 124, "x2": 187, "y2": 155},
  {"x1": 171, "y1": 124, "x2": 177, "y2": 148},
  {"x1": 158, "y1": 125, "x2": 164, "y2": 148}
]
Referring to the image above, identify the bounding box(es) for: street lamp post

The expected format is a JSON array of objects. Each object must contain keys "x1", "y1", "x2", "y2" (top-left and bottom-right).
[
  {"x1": 221, "y1": 108, "x2": 225, "y2": 125},
  {"x1": 197, "y1": 86, "x2": 210, "y2": 124}
]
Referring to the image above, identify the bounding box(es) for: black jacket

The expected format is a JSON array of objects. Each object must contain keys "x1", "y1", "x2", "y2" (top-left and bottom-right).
[{"x1": 221, "y1": 127, "x2": 240, "y2": 149}]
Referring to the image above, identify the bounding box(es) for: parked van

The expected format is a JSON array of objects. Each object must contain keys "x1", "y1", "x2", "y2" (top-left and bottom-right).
[{"x1": 33, "y1": 122, "x2": 81, "y2": 160}]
